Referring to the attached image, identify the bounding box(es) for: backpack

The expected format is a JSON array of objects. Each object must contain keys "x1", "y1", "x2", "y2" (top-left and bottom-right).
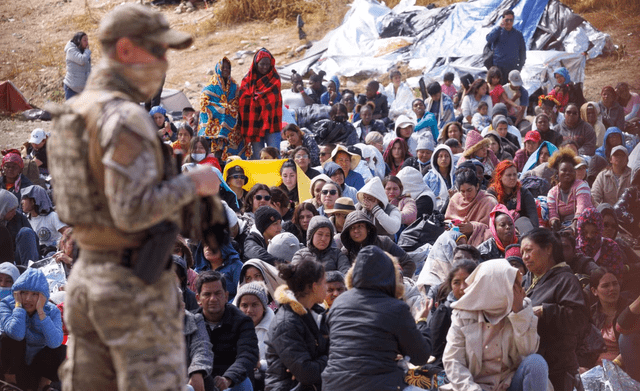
[{"x1": 520, "y1": 176, "x2": 551, "y2": 198}]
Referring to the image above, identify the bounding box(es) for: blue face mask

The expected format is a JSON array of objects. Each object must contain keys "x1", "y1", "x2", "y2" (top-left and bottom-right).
[{"x1": 0, "y1": 287, "x2": 11, "y2": 301}]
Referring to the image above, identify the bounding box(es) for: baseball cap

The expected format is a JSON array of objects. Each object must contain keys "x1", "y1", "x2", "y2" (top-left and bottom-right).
[
  {"x1": 29, "y1": 128, "x2": 48, "y2": 144},
  {"x1": 98, "y1": 3, "x2": 193, "y2": 50},
  {"x1": 508, "y1": 70, "x2": 523, "y2": 87},
  {"x1": 611, "y1": 145, "x2": 629, "y2": 157},
  {"x1": 523, "y1": 130, "x2": 541, "y2": 144},
  {"x1": 575, "y1": 157, "x2": 588, "y2": 169}
]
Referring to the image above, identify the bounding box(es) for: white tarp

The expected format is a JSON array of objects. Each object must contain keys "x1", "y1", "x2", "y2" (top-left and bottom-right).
[{"x1": 279, "y1": 0, "x2": 610, "y2": 95}]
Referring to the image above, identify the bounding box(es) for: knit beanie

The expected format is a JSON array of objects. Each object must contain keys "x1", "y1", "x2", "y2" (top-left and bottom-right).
[
  {"x1": 255, "y1": 206, "x2": 282, "y2": 235},
  {"x1": 267, "y1": 232, "x2": 300, "y2": 262},
  {"x1": 236, "y1": 281, "x2": 269, "y2": 311}
]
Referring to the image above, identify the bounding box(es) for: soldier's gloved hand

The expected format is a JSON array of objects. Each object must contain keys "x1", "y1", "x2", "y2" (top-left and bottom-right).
[{"x1": 185, "y1": 166, "x2": 221, "y2": 196}]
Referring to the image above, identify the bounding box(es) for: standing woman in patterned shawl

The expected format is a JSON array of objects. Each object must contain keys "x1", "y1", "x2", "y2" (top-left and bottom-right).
[
  {"x1": 238, "y1": 48, "x2": 283, "y2": 160},
  {"x1": 199, "y1": 57, "x2": 242, "y2": 161}
]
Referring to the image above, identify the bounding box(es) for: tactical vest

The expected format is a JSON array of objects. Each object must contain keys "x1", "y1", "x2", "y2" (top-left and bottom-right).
[{"x1": 47, "y1": 90, "x2": 147, "y2": 250}]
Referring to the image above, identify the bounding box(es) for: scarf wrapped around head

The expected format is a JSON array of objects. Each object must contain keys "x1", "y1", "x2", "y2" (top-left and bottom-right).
[
  {"x1": 489, "y1": 204, "x2": 517, "y2": 252},
  {"x1": 576, "y1": 207, "x2": 626, "y2": 279},
  {"x1": 576, "y1": 207, "x2": 604, "y2": 256},
  {"x1": 1, "y1": 149, "x2": 24, "y2": 170},
  {"x1": 451, "y1": 259, "x2": 518, "y2": 325},
  {"x1": 238, "y1": 48, "x2": 282, "y2": 158},
  {"x1": 199, "y1": 57, "x2": 241, "y2": 160}
]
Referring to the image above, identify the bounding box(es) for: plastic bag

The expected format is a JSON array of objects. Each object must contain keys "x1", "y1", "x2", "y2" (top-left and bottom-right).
[
  {"x1": 28, "y1": 254, "x2": 67, "y2": 293},
  {"x1": 581, "y1": 360, "x2": 640, "y2": 391}
]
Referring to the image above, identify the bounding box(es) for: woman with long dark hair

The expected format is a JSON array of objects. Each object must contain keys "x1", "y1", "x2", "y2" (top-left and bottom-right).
[
  {"x1": 461, "y1": 79, "x2": 493, "y2": 124},
  {"x1": 266, "y1": 258, "x2": 328, "y2": 391},
  {"x1": 63, "y1": 32, "x2": 91, "y2": 100},
  {"x1": 522, "y1": 228, "x2": 588, "y2": 391}
]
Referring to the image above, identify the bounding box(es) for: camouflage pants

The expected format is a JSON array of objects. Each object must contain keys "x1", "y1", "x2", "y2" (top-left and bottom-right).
[{"x1": 60, "y1": 250, "x2": 186, "y2": 391}]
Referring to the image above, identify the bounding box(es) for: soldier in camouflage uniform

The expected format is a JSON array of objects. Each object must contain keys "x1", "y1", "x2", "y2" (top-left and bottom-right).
[{"x1": 47, "y1": 4, "x2": 222, "y2": 390}]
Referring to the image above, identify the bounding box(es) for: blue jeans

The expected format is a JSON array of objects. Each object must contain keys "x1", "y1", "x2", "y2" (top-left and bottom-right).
[
  {"x1": 507, "y1": 354, "x2": 549, "y2": 391},
  {"x1": 15, "y1": 227, "x2": 39, "y2": 266},
  {"x1": 251, "y1": 131, "x2": 281, "y2": 159},
  {"x1": 64, "y1": 84, "x2": 78, "y2": 100}
]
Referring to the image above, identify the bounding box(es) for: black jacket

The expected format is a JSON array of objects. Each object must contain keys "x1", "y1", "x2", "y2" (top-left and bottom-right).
[
  {"x1": 340, "y1": 210, "x2": 415, "y2": 277},
  {"x1": 322, "y1": 246, "x2": 432, "y2": 391},
  {"x1": 243, "y1": 230, "x2": 284, "y2": 265},
  {"x1": 523, "y1": 265, "x2": 588, "y2": 382},
  {"x1": 194, "y1": 304, "x2": 259, "y2": 388},
  {"x1": 265, "y1": 287, "x2": 329, "y2": 391},
  {"x1": 402, "y1": 156, "x2": 431, "y2": 176}
]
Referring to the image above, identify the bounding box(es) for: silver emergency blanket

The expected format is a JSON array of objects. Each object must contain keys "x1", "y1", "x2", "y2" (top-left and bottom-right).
[{"x1": 279, "y1": 0, "x2": 611, "y2": 96}]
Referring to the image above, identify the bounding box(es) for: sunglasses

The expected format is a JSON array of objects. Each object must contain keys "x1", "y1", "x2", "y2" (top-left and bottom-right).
[
  {"x1": 229, "y1": 174, "x2": 246, "y2": 180},
  {"x1": 504, "y1": 18, "x2": 514, "y2": 23},
  {"x1": 295, "y1": 154, "x2": 309, "y2": 160},
  {"x1": 254, "y1": 195, "x2": 271, "y2": 201},
  {"x1": 322, "y1": 189, "x2": 338, "y2": 195},
  {"x1": 319, "y1": 152, "x2": 329, "y2": 157}
]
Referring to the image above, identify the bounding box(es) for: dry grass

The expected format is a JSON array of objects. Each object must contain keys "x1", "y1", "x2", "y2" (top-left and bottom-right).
[
  {"x1": 215, "y1": 0, "x2": 347, "y2": 28},
  {"x1": 563, "y1": 0, "x2": 640, "y2": 13}
]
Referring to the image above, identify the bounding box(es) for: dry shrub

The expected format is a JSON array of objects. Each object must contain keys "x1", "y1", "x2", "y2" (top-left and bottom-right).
[{"x1": 216, "y1": 0, "x2": 319, "y2": 25}]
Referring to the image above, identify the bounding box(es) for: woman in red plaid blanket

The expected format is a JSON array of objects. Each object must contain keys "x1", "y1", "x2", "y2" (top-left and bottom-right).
[{"x1": 238, "y1": 48, "x2": 283, "y2": 160}]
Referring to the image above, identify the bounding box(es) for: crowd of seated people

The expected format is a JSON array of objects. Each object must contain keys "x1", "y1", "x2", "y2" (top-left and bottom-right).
[{"x1": 2, "y1": 47, "x2": 640, "y2": 391}]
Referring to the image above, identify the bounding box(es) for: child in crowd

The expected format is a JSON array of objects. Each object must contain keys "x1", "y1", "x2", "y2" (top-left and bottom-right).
[
  {"x1": 20, "y1": 185, "x2": 68, "y2": 250},
  {"x1": 441, "y1": 72, "x2": 457, "y2": 100},
  {"x1": 472, "y1": 101, "x2": 491, "y2": 130}
]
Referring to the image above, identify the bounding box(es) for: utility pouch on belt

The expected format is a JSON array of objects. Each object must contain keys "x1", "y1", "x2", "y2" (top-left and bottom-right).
[{"x1": 123, "y1": 221, "x2": 180, "y2": 285}]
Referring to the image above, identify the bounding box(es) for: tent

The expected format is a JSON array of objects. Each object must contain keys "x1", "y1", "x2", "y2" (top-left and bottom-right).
[
  {"x1": 279, "y1": 0, "x2": 611, "y2": 96},
  {"x1": 0, "y1": 80, "x2": 33, "y2": 114}
]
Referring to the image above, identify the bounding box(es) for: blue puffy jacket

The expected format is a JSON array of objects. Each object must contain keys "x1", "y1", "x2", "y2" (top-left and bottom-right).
[{"x1": 0, "y1": 268, "x2": 63, "y2": 364}]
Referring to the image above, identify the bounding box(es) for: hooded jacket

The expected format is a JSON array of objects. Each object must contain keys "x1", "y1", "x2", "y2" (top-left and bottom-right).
[
  {"x1": 320, "y1": 76, "x2": 342, "y2": 106},
  {"x1": 292, "y1": 216, "x2": 351, "y2": 274},
  {"x1": 322, "y1": 246, "x2": 431, "y2": 391},
  {"x1": 521, "y1": 141, "x2": 558, "y2": 174},
  {"x1": 0, "y1": 268, "x2": 63, "y2": 365},
  {"x1": 63, "y1": 40, "x2": 91, "y2": 93},
  {"x1": 265, "y1": 286, "x2": 329, "y2": 391},
  {"x1": 194, "y1": 242, "x2": 243, "y2": 301},
  {"x1": 595, "y1": 126, "x2": 631, "y2": 159},
  {"x1": 322, "y1": 162, "x2": 358, "y2": 203},
  {"x1": 340, "y1": 210, "x2": 415, "y2": 277},
  {"x1": 581, "y1": 102, "x2": 606, "y2": 148},
  {"x1": 424, "y1": 144, "x2": 455, "y2": 212},
  {"x1": 554, "y1": 117, "x2": 597, "y2": 156},
  {"x1": 396, "y1": 166, "x2": 436, "y2": 219},
  {"x1": 238, "y1": 259, "x2": 284, "y2": 303},
  {"x1": 355, "y1": 177, "x2": 402, "y2": 237}
]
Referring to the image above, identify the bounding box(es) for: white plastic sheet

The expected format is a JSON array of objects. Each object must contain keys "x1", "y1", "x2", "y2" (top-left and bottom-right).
[{"x1": 279, "y1": 0, "x2": 610, "y2": 96}]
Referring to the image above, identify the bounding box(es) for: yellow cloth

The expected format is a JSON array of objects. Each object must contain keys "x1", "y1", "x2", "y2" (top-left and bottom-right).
[{"x1": 223, "y1": 159, "x2": 311, "y2": 202}]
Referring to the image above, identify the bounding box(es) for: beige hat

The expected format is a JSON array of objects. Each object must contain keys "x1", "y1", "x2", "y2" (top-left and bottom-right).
[
  {"x1": 324, "y1": 197, "x2": 356, "y2": 215},
  {"x1": 98, "y1": 3, "x2": 193, "y2": 50},
  {"x1": 329, "y1": 144, "x2": 361, "y2": 171}
]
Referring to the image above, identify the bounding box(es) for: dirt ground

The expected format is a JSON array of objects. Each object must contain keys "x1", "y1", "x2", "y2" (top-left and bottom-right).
[{"x1": 0, "y1": 0, "x2": 639, "y2": 150}]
